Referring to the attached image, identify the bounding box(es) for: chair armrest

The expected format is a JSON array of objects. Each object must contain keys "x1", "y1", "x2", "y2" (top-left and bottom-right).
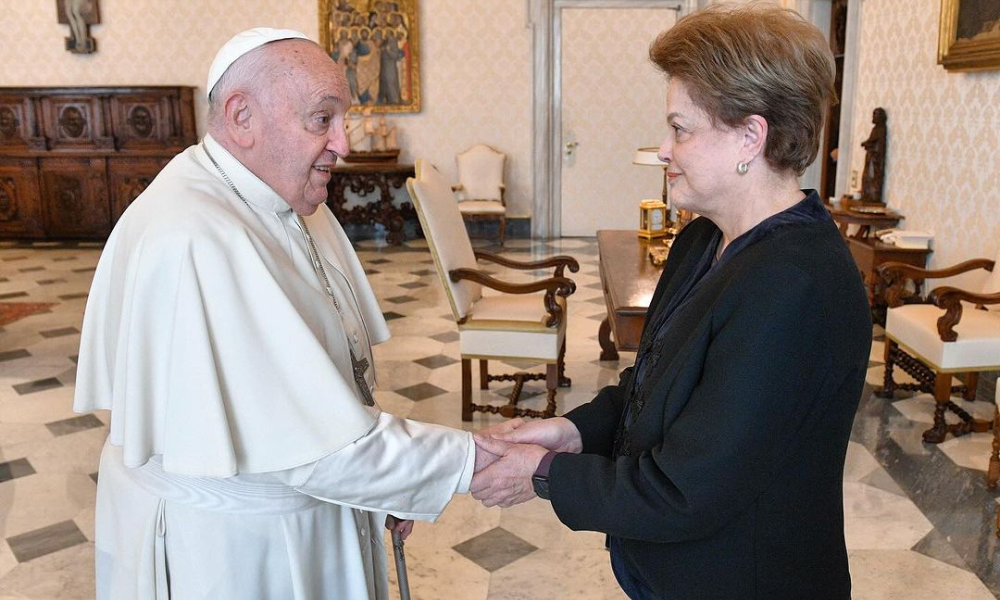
[
  {"x1": 928, "y1": 287, "x2": 1000, "y2": 342},
  {"x1": 474, "y1": 251, "x2": 580, "y2": 278},
  {"x1": 877, "y1": 258, "x2": 995, "y2": 282},
  {"x1": 877, "y1": 258, "x2": 996, "y2": 308},
  {"x1": 449, "y1": 268, "x2": 576, "y2": 327}
]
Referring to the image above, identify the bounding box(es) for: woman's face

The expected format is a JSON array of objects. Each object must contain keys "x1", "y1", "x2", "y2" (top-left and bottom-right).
[{"x1": 657, "y1": 79, "x2": 746, "y2": 218}]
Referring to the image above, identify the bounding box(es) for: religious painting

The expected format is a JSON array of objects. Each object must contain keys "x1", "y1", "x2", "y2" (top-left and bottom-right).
[
  {"x1": 938, "y1": 0, "x2": 1000, "y2": 71},
  {"x1": 56, "y1": 0, "x2": 101, "y2": 54},
  {"x1": 319, "y1": 0, "x2": 420, "y2": 113}
]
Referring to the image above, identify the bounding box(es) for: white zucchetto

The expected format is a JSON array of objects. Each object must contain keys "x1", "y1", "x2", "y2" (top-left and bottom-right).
[{"x1": 207, "y1": 27, "x2": 311, "y2": 97}]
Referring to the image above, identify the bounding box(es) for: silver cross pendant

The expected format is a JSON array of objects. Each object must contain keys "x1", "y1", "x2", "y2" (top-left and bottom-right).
[{"x1": 350, "y1": 350, "x2": 376, "y2": 406}]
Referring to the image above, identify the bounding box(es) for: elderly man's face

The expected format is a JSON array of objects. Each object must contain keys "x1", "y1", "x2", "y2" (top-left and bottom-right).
[{"x1": 253, "y1": 41, "x2": 351, "y2": 215}]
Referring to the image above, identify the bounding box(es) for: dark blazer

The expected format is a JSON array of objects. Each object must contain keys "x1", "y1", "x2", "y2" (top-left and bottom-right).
[{"x1": 553, "y1": 214, "x2": 872, "y2": 599}]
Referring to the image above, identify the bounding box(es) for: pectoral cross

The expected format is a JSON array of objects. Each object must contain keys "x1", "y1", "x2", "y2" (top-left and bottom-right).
[{"x1": 350, "y1": 350, "x2": 375, "y2": 406}]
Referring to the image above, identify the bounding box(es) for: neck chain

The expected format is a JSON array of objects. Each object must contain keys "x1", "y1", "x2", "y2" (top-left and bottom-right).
[
  {"x1": 204, "y1": 145, "x2": 343, "y2": 313},
  {"x1": 204, "y1": 144, "x2": 374, "y2": 405},
  {"x1": 204, "y1": 145, "x2": 249, "y2": 207}
]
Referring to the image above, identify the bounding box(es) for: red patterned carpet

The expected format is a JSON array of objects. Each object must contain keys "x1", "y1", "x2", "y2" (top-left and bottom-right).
[{"x1": 0, "y1": 302, "x2": 57, "y2": 327}]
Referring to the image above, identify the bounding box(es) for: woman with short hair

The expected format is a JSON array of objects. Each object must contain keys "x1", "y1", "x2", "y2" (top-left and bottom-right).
[{"x1": 472, "y1": 5, "x2": 872, "y2": 599}]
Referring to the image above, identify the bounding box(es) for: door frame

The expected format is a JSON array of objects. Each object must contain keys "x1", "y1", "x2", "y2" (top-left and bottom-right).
[{"x1": 529, "y1": 0, "x2": 687, "y2": 238}]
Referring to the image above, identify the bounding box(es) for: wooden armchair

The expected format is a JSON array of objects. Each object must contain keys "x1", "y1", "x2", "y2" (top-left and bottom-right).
[
  {"x1": 407, "y1": 160, "x2": 579, "y2": 421},
  {"x1": 876, "y1": 249, "x2": 1000, "y2": 443}
]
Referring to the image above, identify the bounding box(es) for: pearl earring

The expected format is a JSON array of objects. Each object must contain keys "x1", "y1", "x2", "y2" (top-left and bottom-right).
[{"x1": 736, "y1": 161, "x2": 749, "y2": 175}]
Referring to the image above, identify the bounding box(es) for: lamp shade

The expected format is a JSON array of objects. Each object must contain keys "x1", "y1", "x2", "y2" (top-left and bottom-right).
[{"x1": 633, "y1": 147, "x2": 665, "y2": 166}]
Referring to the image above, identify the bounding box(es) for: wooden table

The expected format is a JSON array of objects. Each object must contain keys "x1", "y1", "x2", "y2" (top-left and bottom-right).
[
  {"x1": 326, "y1": 162, "x2": 416, "y2": 244},
  {"x1": 846, "y1": 237, "x2": 931, "y2": 324},
  {"x1": 597, "y1": 230, "x2": 664, "y2": 360},
  {"x1": 827, "y1": 199, "x2": 903, "y2": 239}
]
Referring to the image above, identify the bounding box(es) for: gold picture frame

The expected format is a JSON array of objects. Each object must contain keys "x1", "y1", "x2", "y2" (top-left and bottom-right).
[
  {"x1": 938, "y1": 0, "x2": 1000, "y2": 71},
  {"x1": 319, "y1": 0, "x2": 420, "y2": 113}
]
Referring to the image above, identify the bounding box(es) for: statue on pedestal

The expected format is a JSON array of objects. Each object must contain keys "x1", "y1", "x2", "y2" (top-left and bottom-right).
[{"x1": 860, "y1": 107, "x2": 887, "y2": 205}]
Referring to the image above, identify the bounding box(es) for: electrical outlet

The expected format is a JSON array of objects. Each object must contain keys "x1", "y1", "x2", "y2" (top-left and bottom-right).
[{"x1": 850, "y1": 170, "x2": 859, "y2": 189}]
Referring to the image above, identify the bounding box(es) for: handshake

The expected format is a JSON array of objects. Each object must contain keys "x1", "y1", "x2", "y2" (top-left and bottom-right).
[{"x1": 469, "y1": 416, "x2": 583, "y2": 508}]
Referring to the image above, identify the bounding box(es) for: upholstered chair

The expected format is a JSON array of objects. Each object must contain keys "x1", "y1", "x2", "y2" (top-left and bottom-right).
[
  {"x1": 877, "y1": 248, "x2": 1000, "y2": 443},
  {"x1": 452, "y1": 144, "x2": 507, "y2": 246},
  {"x1": 407, "y1": 160, "x2": 578, "y2": 421}
]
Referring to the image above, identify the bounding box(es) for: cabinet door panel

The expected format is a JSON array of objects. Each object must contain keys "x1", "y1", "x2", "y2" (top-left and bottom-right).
[
  {"x1": 0, "y1": 158, "x2": 43, "y2": 238},
  {"x1": 39, "y1": 96, "x2": 113, "y2": 152},
  {"x1": 39, "y1": 157, "x2": 110, "y2": 238},
  {"x1": 107, "y1": 157, "x2": 169, "y2": 223}
]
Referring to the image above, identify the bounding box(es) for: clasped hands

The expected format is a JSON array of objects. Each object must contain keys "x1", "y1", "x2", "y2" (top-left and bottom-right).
[{"x1": 470, "y1": 417, "x2": 582, "y2": 508}]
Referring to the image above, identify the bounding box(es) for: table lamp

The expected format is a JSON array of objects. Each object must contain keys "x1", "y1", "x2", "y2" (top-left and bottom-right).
[{"x1": 633, "y1": 147, "x2": 670, "y2": 239}]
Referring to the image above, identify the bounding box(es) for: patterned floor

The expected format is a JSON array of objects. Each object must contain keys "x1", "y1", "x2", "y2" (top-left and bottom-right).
[{"x1": 0, "y1": 235, "x2": 998, "y2": 599}]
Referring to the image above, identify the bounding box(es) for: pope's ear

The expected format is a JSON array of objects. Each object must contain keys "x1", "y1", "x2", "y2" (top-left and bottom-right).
[{"x1": 223, "y1": 91, "x2": 254, "y2": 149}]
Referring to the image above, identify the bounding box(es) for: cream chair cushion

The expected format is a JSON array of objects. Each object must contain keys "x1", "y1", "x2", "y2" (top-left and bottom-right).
[
  {"x1": 456, "y1": 145, "x2": 504, "y2": 202},
  {"x1": 460, "y1": 295, "x2": 567, "y2": 361},
  {"x1": 407, "y1": 161, "x2": 481, "y2": 320},
  {"x1": 885, "y1": 303, "x2": 1000, "y2": 370}
]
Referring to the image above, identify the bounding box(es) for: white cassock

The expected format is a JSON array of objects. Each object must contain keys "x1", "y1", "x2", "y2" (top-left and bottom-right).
[{"x1": 74, "y1": 134, "x2": 475, "y2": 600}]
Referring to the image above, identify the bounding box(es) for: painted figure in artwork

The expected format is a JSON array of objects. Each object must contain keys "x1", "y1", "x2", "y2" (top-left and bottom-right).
[
  {"x1": 326, "y1": 0, "x2": 414, "y2": 110},
  {"x1": 377, "y1": 29, "x2": 404, "y2": 104}
]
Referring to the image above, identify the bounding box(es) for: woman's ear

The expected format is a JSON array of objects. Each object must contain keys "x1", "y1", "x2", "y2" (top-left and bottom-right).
[
  {"x1": 741, "y1": 114, "x2": 768, "y2": 163},
  {"x1": 223, "y1": 91, "x2": 255, "y2": 149}
]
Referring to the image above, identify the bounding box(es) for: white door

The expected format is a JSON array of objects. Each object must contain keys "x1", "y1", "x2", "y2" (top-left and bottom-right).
[{"x1": 557, "y1": 4, "x2": 679, "y2": 236}]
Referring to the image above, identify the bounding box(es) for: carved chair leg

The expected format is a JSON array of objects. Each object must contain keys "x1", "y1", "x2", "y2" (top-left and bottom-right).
[
  {"x1": 877, "y1": 339, "x2": 897, "y2": 398},
  {"x1": 462, "y1": 358, "x2": 473, "y2": 422},
  {"x1": 479, "y1": 360, "x2": 490, "y2": 390},
  {"x1": 922, "y1": 371, "x2": 954, "y2": 443},
  {"x1": 988, "y1": 403, "x2": 999, "y2": 489},
  {"x1": 962, "y1": 371, "x2": 979, "y2": 401},
  {"x1": 544, "y1": 362, "x2": 559, "y2": 419},
  {"x1": 558, "y1": 339, "x2": 571, "y2": 388},
  {"x1": 498, "y1": 216, "x2": 506, "y2": 247}
]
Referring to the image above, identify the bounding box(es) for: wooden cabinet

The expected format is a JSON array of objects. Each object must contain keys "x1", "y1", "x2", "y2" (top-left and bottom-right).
[
  {"x1": 0, "y1": 157, "x2": 44, "y2": 237},
  {"x1": 0, "y1": 86, "x2": 196, "y2": 240}
]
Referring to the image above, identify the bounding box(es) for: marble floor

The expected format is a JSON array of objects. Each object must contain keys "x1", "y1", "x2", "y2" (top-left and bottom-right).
[{"x1": 0, "y1": 235, "x2": 998, "y2": 599}]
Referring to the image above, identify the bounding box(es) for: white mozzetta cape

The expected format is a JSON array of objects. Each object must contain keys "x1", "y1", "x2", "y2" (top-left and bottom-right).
[{"x1": 74, "y1": 135, "x2": 391, "y2": 477}]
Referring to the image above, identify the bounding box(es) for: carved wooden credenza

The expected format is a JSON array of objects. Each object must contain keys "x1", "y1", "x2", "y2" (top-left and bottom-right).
[
  {"x1": 0, "y1": 86, "x2": 196, "y2": 240},
  {"x1": 326, "y1": 162, "x2": 416, "y2": 245}
]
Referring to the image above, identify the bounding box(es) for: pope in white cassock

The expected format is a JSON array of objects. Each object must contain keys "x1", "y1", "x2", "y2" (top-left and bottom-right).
[{"x1": 73, "y1": 28, "x2": 487, "y2": 599}]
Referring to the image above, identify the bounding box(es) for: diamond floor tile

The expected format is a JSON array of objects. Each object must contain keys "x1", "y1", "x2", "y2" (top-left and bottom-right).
[{"x1": 452, "y1": 527, "x2": 538, "y2": 572}]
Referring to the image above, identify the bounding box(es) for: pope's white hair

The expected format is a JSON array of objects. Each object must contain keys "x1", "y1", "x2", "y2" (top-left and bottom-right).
[{"x1": 206, "y1": 44, "x2": 277, "y2": 132}]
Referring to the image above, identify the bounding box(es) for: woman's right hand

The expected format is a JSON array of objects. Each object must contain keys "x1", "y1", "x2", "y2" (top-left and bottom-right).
[{"x1": 488, "y1": 417, "x2": 583, "y2": 454}]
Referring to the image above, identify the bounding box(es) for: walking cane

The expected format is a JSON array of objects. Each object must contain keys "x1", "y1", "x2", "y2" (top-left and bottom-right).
[{"x1": 387, "y1": 516, "x2": 412, "y2": 600}]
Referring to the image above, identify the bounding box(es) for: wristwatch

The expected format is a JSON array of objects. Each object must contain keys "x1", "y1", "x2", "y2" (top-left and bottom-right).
[{"x1": 531, "y1": 473, "x2": 550, "y2": 500}]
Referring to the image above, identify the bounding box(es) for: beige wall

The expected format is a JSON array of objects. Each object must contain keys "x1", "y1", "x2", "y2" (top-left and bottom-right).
[
  {"x1": 0, "y1": 0, "x2": 534, "y2": 217},
  {"x1": 849, "y1": 0, "x2": 1000, "y2": 287},
  {"x1": 3, "y1": 0, "x2": 998, "y2": 245}
]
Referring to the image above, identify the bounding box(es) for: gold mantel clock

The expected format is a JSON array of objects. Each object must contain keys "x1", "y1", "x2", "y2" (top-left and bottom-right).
[{"x1": 638, "y1": 199, "x2": 668, "y2": 239}]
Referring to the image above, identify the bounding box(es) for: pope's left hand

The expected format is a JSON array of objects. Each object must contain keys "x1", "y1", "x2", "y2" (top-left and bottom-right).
[
  {"x1": 385, "y1": 515, "x2": 414, "y2": 540},
  {"x1": 470, "y1": 435, "x2": 548, "y2": 508}
]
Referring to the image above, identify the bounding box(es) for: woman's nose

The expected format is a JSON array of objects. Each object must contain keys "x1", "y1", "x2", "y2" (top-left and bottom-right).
[{"x1": 657, "y1": 139, "x2": 671, "y2": 165}]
